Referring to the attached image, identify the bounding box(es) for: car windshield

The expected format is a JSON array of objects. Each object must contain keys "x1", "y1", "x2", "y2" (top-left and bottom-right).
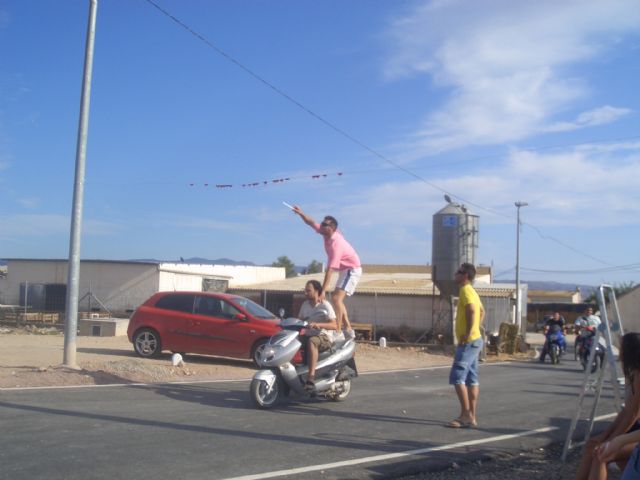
[{"x1": 231, "y1": 296, "x2": 278, "y2": 320}]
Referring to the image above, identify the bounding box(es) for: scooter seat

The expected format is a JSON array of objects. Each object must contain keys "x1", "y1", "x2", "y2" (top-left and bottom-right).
[{"x1": 317, "y1": 339, "x2": 350, "y2": 361}]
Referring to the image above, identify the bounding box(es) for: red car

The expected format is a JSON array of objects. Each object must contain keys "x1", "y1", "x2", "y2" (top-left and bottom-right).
[{"x1": 127, "y1": 291, "x2": 281, "y2": 366}]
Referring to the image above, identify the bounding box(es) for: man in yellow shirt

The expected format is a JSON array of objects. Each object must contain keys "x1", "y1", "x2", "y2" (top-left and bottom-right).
[{"x1": 448, "y1": 263, "x2": 485, "y2": 428}]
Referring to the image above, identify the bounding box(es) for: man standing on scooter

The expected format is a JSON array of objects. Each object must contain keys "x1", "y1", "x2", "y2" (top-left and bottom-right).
[
  {"x1": 448, "y1": 263, "x2": 485, "y2": 429},
  {"x1": 292, "y1": 206, "x2": 362, "y2": 339}
]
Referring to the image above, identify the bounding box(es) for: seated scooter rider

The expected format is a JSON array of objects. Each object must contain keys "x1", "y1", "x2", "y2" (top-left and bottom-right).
[
  {"x1": 540, "y1": 312, "x2": 566, "y2": 362},
  {"x1": 299, "y1": 280, "x2": 338, "y2": 392},
  {"x1": 547, "y1": 312, "x2": 566, "y2": 351},
  {"x1": 575, "y1": 307, "x2": 601, "y2": 352}
]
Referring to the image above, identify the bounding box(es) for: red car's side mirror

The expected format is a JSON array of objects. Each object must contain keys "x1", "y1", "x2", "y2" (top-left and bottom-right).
[{"x1": 234, "y1": 313, "x2": 247, "y2": 321}]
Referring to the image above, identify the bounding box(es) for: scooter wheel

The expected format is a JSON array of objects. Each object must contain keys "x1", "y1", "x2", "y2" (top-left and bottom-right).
[
  {"x1": 329, "y1": 379, "x2": 351, "y2": 401},
  {"x1": 550, "y1": 345, "x2": 559, "y2": 364},
  {"x1": 590, "y1": 355, "x2": 602, "y2": 374},
  {"x1": 250, "y1": 377, "x2": 283, "y2": 409}
]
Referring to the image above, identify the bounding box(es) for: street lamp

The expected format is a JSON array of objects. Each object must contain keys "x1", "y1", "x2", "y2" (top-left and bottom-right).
[{"x1": 515, "y1": 201, "x2": 528, "y2": 337}]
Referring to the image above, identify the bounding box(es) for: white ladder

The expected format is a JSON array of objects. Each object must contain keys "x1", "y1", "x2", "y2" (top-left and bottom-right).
[{"x1": 561, "y1": 285, "x2": 625, "y2": 462}]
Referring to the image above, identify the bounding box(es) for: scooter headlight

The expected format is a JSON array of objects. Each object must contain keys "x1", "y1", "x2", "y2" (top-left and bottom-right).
[{"x1": 261, "y1": 346, "x2": 278, "y2": 363}]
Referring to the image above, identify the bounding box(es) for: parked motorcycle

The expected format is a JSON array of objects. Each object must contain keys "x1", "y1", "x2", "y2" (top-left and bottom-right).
[
  {"x1": 250, "y1": 316, "x2": 358, "y2": 409},
  {"x1": 576, "y1": 326, "x2": 605, "y2": 373},
  {"x1": 539, "y1": 326, "x2": 564, "y2": 364}
]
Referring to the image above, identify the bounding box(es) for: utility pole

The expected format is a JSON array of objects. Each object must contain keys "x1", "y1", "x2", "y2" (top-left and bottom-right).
[
  {"x1": 63, "y1": 0, "x2": 98, "y2": 368},
  {"x1": 515, "y1": 201, "x2": 528, "y2": 338}
]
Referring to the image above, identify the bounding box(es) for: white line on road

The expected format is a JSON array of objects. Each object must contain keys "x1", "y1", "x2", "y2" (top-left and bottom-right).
[{"x1": 220, "y1": 413, "x2": 618, "y2": 480}]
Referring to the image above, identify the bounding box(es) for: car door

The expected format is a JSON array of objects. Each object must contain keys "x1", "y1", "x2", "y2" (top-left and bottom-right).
[
  {"x1": 151, "y1": 293, "x2": 195, "y2": 352},
  {"x1": 187, "y1": 295, "x2": 251, "y2": 357}
]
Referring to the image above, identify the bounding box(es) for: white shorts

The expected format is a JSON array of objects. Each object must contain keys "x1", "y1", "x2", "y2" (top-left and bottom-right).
[{"x1": 335, "y1": 267, "x2": 362, "y2": 296}]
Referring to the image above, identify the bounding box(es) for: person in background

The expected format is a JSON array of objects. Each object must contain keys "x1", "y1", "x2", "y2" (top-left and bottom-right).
[
  {"x1": 447, "y1": 262, "x2": 485, "y2": 429},
  {"x1": 575, "y1": 306, "x2": 601, "y2": 356},
  {"x1": 292, "y1": 206, "x2": 362, "y2": 339},
  {"x1": 575, "y1": 332, "x2": 640, "y2": 479},
  {"x1": 539, "y1": 311, "x2": 567, "y2": 361}
]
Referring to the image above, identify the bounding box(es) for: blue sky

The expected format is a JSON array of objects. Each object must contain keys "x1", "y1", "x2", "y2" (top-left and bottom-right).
[{"x1": 1, "y1": 0, "x2": 640, "y2": 286}]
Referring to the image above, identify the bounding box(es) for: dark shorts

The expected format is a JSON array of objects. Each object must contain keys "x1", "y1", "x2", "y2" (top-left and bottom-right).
[
  {"x1": 309, "y1": 334, "x2": 332, "y2": 352},
  {"x1": 449, "y1": 337, "x2": 483, "y2": 386}
]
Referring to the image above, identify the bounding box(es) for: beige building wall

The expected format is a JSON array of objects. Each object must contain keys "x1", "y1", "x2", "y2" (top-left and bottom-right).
[
  {"x1": 2, "y1": 260, "x2": 160, "y2": 313},
  {"x1": 345, "y1": 294, "x2": 433, "y2": 331},
  {"x1": 613, "y1": 286, "x2": 640, "y2": 333}
]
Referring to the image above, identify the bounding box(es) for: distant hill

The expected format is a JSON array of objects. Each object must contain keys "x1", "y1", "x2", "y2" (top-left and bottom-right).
[{"x1": 179, "y1": 257, "x2": 256, "y2": 266}]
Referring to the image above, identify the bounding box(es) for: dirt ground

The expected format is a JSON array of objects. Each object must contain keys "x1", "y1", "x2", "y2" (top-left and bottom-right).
[{"x1": 0, "y1": 325, "x2": 465, "y2": 388}]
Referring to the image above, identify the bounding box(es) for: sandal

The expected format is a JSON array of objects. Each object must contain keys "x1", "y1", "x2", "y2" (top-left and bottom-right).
[
  {"x1": 447, "y1": 418, "x2": 475, "y2": 428},
  {"x1": 304, "y1": 379, "x2": 315, "y2": 392}
]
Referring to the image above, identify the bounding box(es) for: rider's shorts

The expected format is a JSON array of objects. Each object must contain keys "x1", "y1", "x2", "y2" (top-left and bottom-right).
[
  {"x1": 309, "y1": 333, "x2": 332, "y2": 352},
  {"x1": 336, "y1": 267, "x2": 362, "y2": 296},
  {"x1": 449, "y1": 337, "x2": 483, "y2": 386}
]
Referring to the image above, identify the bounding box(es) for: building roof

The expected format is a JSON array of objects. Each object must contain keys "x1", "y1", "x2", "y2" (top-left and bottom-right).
[{"x1": 528, "y1": 290, "x2": 579, "y2": 299}]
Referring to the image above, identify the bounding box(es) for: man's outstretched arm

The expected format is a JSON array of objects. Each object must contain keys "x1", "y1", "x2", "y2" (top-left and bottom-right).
[{"x1": 293, "y1": 205, "x2": 317, "y2": 229}]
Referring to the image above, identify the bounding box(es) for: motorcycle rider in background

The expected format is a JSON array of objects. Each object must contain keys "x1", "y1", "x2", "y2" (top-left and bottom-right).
[
  {"x1": 540, "y1": 311, "x2": 567, "y2": 362},
  {"x1": 575, "y1": 306, "x2": 601, "y2": 354}
]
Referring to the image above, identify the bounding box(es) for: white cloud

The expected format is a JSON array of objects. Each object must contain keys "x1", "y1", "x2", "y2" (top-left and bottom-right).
[
  {"x1": 546, "y1": 106, "x2": 632, "y2": 132},
  {"x1": 384, "y1": 0, "x2": 640, "y2": 155},
  {"x1": 337, "y1": 142, "x2": 640, "y2": 230}
]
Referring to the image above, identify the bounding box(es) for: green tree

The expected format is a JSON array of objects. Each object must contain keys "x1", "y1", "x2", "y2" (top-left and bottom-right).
[
  {"x1": 272, "y1": 256, "x2": 297, "y2": 278},
  {"x1": 305, "y1": 259, "x2": 323, "y2": 274},
  {"x1": 585, "y1": 281, "x2": 637, "y2": 304}
]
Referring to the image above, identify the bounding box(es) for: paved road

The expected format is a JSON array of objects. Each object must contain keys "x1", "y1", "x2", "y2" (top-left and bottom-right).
[{"x1": 0, "y1": 357, "x2": 619, "y2": 480}]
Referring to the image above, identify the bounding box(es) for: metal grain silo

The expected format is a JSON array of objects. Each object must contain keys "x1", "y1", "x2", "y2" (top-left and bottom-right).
[{"x1": 431, "y1": 199, "x2": 479, "y2": 298}]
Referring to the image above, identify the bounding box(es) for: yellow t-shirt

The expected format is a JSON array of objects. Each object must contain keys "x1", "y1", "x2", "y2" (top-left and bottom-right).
[{"x1": 455, "y1": 283, "x2": 483, "y2": 343}]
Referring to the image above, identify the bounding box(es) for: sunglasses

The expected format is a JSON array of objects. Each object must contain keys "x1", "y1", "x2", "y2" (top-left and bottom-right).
[
  {"x1": 456, "y1": 270, "x2": 466, "y2": 275},
  {"x1": 320, "y1": 222, "x2": 333, "y2": 227}
]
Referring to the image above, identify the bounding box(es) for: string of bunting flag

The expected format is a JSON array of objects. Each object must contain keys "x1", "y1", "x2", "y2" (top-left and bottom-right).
[{"x1": 189, "y1": 172, "x2": 344, "y2": 189}]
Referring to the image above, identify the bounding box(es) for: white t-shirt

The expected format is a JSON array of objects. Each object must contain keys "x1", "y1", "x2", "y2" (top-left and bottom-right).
[
  {"x1": 576, "y1": 314, "x2": 602, "y2": 336},
  {"x1": 298, "y1": 299, "x2": 338, "y2": 341}
]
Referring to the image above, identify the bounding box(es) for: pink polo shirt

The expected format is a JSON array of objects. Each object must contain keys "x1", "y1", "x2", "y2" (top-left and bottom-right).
[{"x1": 314, "y1": 224, "x2": 361, "y2": 270}]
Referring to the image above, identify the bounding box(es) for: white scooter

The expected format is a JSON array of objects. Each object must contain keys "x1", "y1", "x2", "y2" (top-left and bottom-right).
[{"x1": 249, "y1": 315, "x2": 358, "y2": 409}]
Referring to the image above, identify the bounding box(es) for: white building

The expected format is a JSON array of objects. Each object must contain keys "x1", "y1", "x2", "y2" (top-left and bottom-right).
[{"x1": 0, "y1": 259, "x2": 285, "y2": 315}]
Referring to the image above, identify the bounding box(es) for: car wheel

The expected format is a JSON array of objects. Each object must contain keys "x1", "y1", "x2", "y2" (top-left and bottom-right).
[
  {"x1": 251, "y1": 339, "x2": 268, "y2": 367},
  {"x1": 133, "y1": 328, "x2": 162, "y2": 358}
]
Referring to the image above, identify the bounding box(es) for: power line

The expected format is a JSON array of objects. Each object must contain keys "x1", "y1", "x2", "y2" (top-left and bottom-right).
[
  {"x1": 142, "y1": 0, "x2": 470, "y2": 203},
  {"x1": 142, "y1": 0, "x2": 633, "y2": 272}
]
